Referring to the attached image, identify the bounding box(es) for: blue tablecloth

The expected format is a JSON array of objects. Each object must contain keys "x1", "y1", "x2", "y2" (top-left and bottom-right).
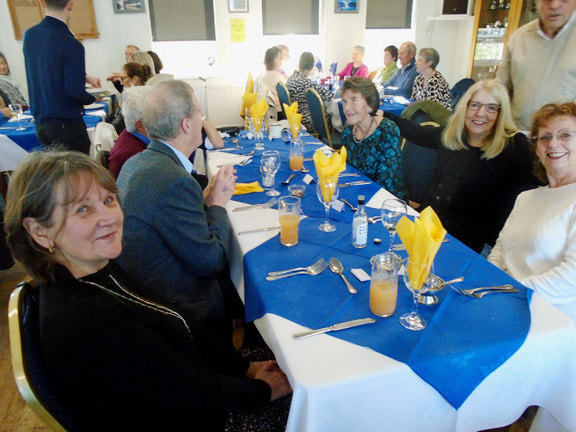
[
  {"x1": 0, "y1": 112, "x2": 102, "y2": 153},
  {"x1": 337, "y1": 97, "x2": 410, "y2": 126},
  {"x1": 221, "y1": 131, "x2": 532, "y2": 409}
]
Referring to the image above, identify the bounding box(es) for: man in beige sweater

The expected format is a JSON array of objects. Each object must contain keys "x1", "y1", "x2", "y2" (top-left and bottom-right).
[{"x1": 498, "y1": 0, "x2": 576, "y2": 129}]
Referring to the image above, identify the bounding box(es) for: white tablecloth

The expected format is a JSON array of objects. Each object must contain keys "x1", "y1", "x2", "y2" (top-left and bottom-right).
[
  {"x1": 207, "y1": 150, "x2": 576, "y2": 432},
  {"x1": 0, "y1": 134, "x2": 29, "y2": 171}
]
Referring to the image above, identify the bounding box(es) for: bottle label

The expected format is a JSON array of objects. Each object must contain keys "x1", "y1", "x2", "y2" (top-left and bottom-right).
[{"x1": 353, "y1": 221, "x2": 368, "y2": 247}]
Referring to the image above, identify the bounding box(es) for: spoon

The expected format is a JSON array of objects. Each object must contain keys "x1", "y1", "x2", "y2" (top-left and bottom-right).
[
  {"x1": 281, "y1": 173, "x2": 296, "y2": 185},
  {"x1": 232, "y1": 138, "x2": 241, "y2": 149},
  {"x1": 329, "y1": 257, "x2": 357, "y2": 294},
  {"x1": 301, "y1": 167, "x2": 310, "y2": 173}
]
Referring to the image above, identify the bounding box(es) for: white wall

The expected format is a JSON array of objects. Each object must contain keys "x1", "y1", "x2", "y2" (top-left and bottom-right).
[{"x1": 0, "y1": 0, "x2": 475, "y2": 97}]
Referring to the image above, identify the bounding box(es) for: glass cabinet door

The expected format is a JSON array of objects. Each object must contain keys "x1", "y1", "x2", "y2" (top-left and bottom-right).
[{"x1": 470, "y1": 0, "x2": 514, "y2": 80}]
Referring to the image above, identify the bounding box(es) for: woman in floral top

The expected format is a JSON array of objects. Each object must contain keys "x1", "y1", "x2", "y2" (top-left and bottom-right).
[
  {"x1": 411, "y1": 48, "x2": 452, "y2": 110},
  {"x1": 340, "y1": 77, "x2": 407, "y2": 200},
  {"x1": 286, "y1": 52, "x2": 334, "y2": 134}
]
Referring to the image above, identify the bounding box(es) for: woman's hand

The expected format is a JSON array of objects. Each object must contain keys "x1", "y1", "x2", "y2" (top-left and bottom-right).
[{"x1": 248, "y1": 360, "x2": 292, "y2": 401}]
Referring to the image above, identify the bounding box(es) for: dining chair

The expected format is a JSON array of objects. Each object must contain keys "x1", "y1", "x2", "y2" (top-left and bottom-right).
[
  {"x1": 8, "y1": 281, "x2": 72, "y2": 431},
  {"x1": 305, "y1": 88, "x2": 341, "y2": 149},
  {"x1": 450, "y1": 78, "x2": 475, "y2": 111},
  {"x1": 91, "y1": 122, "x2": 118, "y2": 158},
  {"x1": 96, "y1": 150, "x2": 111, "y2": 170},
  {"x1": 401, "y1": 120, "x2": 440, "y2": 207},
  {"x1": 276, "y1": 82, "x2": 291, "y2": 118}
]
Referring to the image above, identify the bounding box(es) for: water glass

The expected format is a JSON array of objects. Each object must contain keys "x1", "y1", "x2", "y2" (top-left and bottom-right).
[
  {"x1": 8, "y1": 103, "x2": 25, "y2": 131},
  {"x1": 289, "y1": 140, "x2": 304, "y2": 171},
  {"x1": 369, "y1": 253, "x2": 399, "y2": 317},
  {"x1": 381, "y1": 199, "x2": 407, "y2": 252},
  {"x1": 278, "y1": 196, "x2": 301, "y2": 247},
  {"x1": 261, "y1": 150, "x2": 280, "y2": 196}
]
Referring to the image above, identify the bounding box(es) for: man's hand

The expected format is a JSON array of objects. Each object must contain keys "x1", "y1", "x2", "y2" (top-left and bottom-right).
[
  {"x1": 204, "y1": 165, "x2": 237, "y2": 208},
  {"x1": 86, "y1": 74, "x2": 101, "y2": 88}
]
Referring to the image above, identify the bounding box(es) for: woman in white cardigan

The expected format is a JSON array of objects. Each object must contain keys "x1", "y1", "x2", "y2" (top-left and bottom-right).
[{"x1": 488, "y1": 101, "x2": 576, "y2": 325}]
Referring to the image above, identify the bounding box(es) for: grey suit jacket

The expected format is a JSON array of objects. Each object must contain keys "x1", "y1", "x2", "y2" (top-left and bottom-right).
[{"x1": 117, "y1": 140, "x2": 230, "y2": 328}]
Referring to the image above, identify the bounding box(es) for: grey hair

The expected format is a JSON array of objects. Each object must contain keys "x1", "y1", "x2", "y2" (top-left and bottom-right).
[
  {"x1": 122, "y1": 86, "x2": 153, "y2": 133},
  {"x1": 353, "y1": 45, "x2": 365, "y2": 55},
  {"x1": 143, "y1": 80, "x2": 197, "y2": 141},
  {"x1": 128, "y1": 51, "x2": 156, "y2": 76},
  {"x1": 418, "y1": 48, "x2": 440, "y2": 69},
  {"x1": 401, "y1": 41, "x2": 417, "y2": 57}
]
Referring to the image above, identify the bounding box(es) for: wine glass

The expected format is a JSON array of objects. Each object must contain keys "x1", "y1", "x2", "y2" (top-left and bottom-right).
[
  {"x1": 316, "y1": 177, "x2": 339, "y2": 232},
  {"x1": 253, "y1": 117, "x2": 265, "y2": 150},
  {"x1": 289, "y1": 123, "x2": 302, "y2": 142},
  {"x1": 261, "y1": 150, "x2": 281, "y2": 197},
  {"x1": 281, "y1": 129, "x2": 292, "y2": 144},
  {"x1": 8, "y1": 103, "x2": 25, "y2": 131},
  {"x1": 400, "y1": 261, "x2": 434, "y2": 331},
  {"x1": 381, "y1": 199, "x2": 407, "y2": 252}
]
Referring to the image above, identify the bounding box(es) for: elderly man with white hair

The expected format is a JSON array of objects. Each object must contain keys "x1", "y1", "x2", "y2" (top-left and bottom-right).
[
  {"x1": 384, "y1": 41, "x2": 418, "y2": 98},
  {"x1": 108, "y1": 85, "x2": 152, "y2": 178}
]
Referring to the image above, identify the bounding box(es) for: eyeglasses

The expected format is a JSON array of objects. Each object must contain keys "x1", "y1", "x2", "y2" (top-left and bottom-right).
[
  {"x1": 534, "y1": 129, "x2": 576, "y2": 144},
  {"x1": 467, "y1": 101, "x2": 501, "y2": 114},
  {"x1": 120, "y1": 75, "x2": 129, "y2": 80}
]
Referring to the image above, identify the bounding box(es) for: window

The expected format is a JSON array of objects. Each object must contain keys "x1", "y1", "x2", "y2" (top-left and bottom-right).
[
  {"x1": 366, "y1": 0, "x2": 413, "y2": 29},
  {"x1": 262, "y1": 0, "x2": 320, "y2": 35},
  {"x1": 149, "y1": 0, "x2": 216, "y2": 41}
]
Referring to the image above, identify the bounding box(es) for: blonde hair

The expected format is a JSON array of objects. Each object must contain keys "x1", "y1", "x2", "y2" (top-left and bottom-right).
[
  {"x1": 442, "y1": 79, "x2": 517, "y2": 159},
  {"x1": 128, "y1": 51, "x2": 156, "y2": 76}
]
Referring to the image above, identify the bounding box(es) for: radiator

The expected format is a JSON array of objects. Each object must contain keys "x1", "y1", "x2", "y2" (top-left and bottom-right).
[{"x1": 204, "y1": 84, "x2": 244, "y2": 128}]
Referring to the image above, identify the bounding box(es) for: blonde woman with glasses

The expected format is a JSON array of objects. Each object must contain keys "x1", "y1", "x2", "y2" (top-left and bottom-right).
[{"x1": 382, "y1": 79, "x2": 540, "y2": 253}]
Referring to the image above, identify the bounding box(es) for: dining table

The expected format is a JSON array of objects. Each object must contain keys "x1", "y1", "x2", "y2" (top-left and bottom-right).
[
  {"x1": 205, "y1": 131, "x2": 576, "y2": 432},
  {"x1": 0, "y1": 102, "x2": 107, "y2": 171}
]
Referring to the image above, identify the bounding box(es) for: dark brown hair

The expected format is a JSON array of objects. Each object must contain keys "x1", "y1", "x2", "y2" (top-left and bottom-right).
[
  {"x1": 123, "y1": 62, "x2": 153, "y2": 85},
  {"x1": 4, "y1": 151, "x2": 118, "y2": 281},
  {"x1": 530, "y1": 102, "x2": 576, "y2": 184},
  {"x1": 340, "y1": 77, "x2": 380, "y2": 115}
]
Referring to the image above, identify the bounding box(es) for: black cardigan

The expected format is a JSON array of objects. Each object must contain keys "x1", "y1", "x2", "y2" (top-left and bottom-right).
[
  {"x1": 385, "y1": 112, "x2": 539, "y2": 252},
  {"x1": 39, "y1": 262, "x2": 270, "y2": 431}
]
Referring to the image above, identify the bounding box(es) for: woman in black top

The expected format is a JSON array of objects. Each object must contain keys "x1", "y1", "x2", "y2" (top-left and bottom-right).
[
  {"x1": 384, "y1": 79, "x2": 539, "y2": 252},
  {"x1": 4, "y1": 150, "x2": 291, "y2": 431}
]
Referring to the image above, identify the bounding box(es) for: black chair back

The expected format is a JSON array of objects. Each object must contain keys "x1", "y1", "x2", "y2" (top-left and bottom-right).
[
  {"x1": 9, "y1": 282, "x2": 73, "y2": 431},
  {"x1": 305, "y1": 88, "x2": 341, "y2": 149},
  {"x1": 451, "y1": 78, "x2": 475, "y2": 111},
  {"x1": 96, "y1": 150, "x2": 110, "y2": 170},
  {"x1": 400, "y1": 119, "x2": 440, "y2": 205},
  {"x1": 276, "y1": 82, "x2": 291, "y2": 118}
]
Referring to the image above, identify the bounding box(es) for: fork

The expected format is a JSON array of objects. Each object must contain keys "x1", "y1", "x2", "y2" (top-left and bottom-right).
[
  {"x1": 457, "y1": 285, "x2": 514, "y2": 296},
  {"x1": 340, "y1": 198, "x2": 357, "y2": 211},
  {"x1": 268, "y1": 258, "x2": 327, "y2": 277},
  {"x1": 464, "y1": 288, "x2": 519, "y2": 298},
  {"x1": 266, "y1": 260, "x2": 328, "y2": 280},
  {"x1": 368, "y1": 216, "x2": 382, "y2": 224},
  {"x1": 217, "y1": 157, "x2": 252, "y2": 168}
]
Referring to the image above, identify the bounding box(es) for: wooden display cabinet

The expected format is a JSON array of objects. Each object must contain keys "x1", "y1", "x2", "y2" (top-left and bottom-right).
[{"x1": 468, "y1": 0, "x2": 536, "y2": 80}]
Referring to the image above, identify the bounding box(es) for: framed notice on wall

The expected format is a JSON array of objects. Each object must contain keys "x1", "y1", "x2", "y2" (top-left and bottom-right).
[{"x1": 7, "y1": 0, "x2": 99, "y2": 40}]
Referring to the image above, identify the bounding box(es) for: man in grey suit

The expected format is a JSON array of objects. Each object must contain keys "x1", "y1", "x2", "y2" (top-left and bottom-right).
[{"x1": 117, "y1": 80, "x2": 237, "y2": 342}]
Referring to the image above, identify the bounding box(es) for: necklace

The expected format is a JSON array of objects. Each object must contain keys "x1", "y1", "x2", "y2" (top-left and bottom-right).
[
  {"x1": 352, "y1": 116, "x2": 376, "y2": 144},
  {"x1": 79, "y1": 274, "x2": 193, "y2": 337}
]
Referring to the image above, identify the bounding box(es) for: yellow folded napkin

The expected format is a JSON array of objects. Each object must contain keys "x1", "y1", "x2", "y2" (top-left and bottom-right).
[
  {"x1": 245, "y1": 72, "x2": 254, "y2": 93},
  {"x1": 250, "y1": 99, "x2": 268, "y2": 132},
  {"x1": 283, "y1": 102, "x2": 302, "y2": 139},
  {"x1": 396, "y1": 206, "x2": 447, "y2": 290},
  {"x1": 313, "y1": 147, "x2": 347, "y2": 202},
  {"x1": 233, "y1": 181, "x2": 264, "y2": 195},
  {"x1": 240, "y1": 92, "x2": 258, "y2": 118}
]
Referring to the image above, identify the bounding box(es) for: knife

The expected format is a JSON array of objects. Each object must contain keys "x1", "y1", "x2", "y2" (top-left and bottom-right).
[
  {"x1": 338, "y1": 181, "x2": 372, "y2": 188},
  {"x1": 292, "y1": 318, "x2": 376, "y2": 340},
  {"x1": 233, "y1": 198, "x2": 278, "y2": 212},
  {"x1": 238, "y1": 226, "x2": 281, "y2": 235}
]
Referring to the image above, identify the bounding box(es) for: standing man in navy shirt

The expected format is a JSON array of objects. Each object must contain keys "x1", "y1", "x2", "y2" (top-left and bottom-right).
[{"x1": 23, "y1": 0, "x2": 101, "y2": 154}]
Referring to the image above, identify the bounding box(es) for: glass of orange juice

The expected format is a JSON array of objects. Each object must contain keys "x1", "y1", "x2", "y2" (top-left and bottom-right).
[
  {"x1": 290, "y1": 140, "x2": 304, "y2": 171},
  {"x1": 278, "y1": 196, "x2": 301, "y2": 246},
  {"x1": 369, "y1": 253, "x2": 399, "y2": 317}
]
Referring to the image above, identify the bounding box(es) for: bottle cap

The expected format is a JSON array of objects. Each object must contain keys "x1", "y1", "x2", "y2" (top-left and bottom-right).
[
  {"x1": 357, "y1": 195, "x2": 365, "y2": 205},
  {"x1": 373, "y1": 238, "x2": 382, "y2": 245}
]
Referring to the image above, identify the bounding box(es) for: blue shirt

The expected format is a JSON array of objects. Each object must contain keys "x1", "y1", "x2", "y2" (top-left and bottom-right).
[
  {"x1": 161, "y1": 141, "x2": 194, "y2": 173},
  {"x1": 385, "y1": 59, "x2": 418, "y2": 99},
  {"x1": 23, "y1": 16, "x2": 95, "y2": 124},
  {"x1": 132, "y1": 131, "x2": 151, "y2": 146}
]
